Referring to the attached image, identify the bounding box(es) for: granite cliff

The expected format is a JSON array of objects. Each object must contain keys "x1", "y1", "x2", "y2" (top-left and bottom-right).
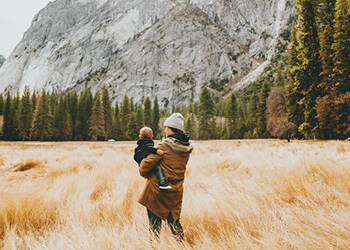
[{"x1": 0, "y1": 0, "x2": 294, "y2": 107}]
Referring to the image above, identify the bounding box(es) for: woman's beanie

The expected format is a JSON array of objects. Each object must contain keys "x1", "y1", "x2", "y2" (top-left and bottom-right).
[{"x1": 164, "y1": 113, "x2": 184, "y2": 131}]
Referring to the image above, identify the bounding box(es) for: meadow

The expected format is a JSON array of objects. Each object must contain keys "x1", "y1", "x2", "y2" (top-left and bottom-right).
[{"x1": 0, "y1": 140, "x2": 349, "y2": 249}]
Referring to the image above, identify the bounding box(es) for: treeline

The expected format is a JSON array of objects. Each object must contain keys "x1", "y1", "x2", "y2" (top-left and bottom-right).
[{"x1": 0, "y1": 86, "x2": 164, "y2": 141}]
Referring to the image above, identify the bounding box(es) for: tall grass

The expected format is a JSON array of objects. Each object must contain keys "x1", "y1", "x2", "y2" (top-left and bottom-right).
[{"x1": 0, "y1": 140, "x2": 349, "y2": 249}]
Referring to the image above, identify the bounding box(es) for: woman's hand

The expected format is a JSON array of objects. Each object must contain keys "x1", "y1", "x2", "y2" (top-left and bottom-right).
[{"x1": 157, "y1": 149, "x2": 164, "y2": 156}]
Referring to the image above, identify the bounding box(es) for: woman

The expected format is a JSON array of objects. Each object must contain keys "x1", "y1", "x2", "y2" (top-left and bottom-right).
[{"x1": 138, "y1": 113, "x2": 193, "y2": 241}]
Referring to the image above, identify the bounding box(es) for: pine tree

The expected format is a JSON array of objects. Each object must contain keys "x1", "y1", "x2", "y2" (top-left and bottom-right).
[
  {"x1": 3, "y1": 93, "x2": 15, "y2": 140},
  {"x1": 69, "y1": 92, "x2": 78, "y2": 140},
  {"x1": 53, "y1": 95, "x2": 72, "y2": 141},
  {"x1": 198, "y1": 87, "x2": 216, "y2": 139},
  {"x1": 286, "y1": 22, "x2": 304, "y2": 129},
  {"x1": 130, "y1": 97, "x2": 134, "y2": 113},
  {"x1": 227, "y1": 93, "x2": 238, "y2": 139},
  {"x1": 144, "y1": 97, "x2": 152, "y2": 127},
  {"x1": 257, "y1": 80, "x2": 270, "y2": 137},
  {"x1": 31, "y1": 90, "x2": 53, "y2": 141},
  {"x1": 31, "y1": 91, "x2": 37, "y2": 113},
  {"x1": 295, "y1": 0, "x2": 322, "y2": 138},
  {"x1": 275, "y1": 67, "x2": 285, "y2": 87},
  {"x1": 120, "y1": 94, "x2": 131, "y2": 140},
  {"x1": 136, "y1": 105, "x2": 144, "y2": 133},
  {"x1": 248, "y1": 89, "x2": 259, "y2": 129},
  {"x1": 88, "y1": 91, "x2": 105, "y2": 141},
  {"x1": 18, "y1": 86, "x2": 33, "y2": 141},
  {"x1": 76, "y1": 89, "x2": 93, "y2": 140},
  {"x1": 152, "y1": 96, "x2": 160, "y2": 139},
  {"x1": 102, "y1": 85, "x2": 113, "y2": 139},
  {"x1": 112, "y1": 114, "x2": 123, "y2": 140},
  {"x1": 0, "y1": 94, "x2": 3, "y2": 116},
  {"x1": 115, "y1": 102, "x2": 119, "y2": 118},
  {"x1": 12, "y1": 91, "x2": 20, "y2": 141},
  {"x1": 331, "y1": 0, "x2": 350, "y2": 93},
  {"x1": 127, "y1": 112, "x2": 138, "y2": 139}
]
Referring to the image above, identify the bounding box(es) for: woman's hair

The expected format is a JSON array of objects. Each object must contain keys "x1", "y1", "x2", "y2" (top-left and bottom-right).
[{"x1": 169, "y1": 127, "x2": 182, "y2": 133}]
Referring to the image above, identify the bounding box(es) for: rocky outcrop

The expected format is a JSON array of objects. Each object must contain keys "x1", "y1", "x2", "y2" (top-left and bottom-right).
[
  {"x1": 0, "y1": 0, "x2": 294, "y2": 107},
  {"x1": 0, "y1": 55, "x2": 5, "y2": 68}
]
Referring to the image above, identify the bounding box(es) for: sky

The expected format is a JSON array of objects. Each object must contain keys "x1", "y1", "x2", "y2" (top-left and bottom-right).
[{"x1": 0, "y1": 0, "x2": 52, "y2": 58}]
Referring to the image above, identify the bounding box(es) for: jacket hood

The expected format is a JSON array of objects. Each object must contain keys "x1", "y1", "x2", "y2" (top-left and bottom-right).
[
  {"x1": 163, "y1": 136, "x2": 194, "y2": 155},
  {"x1": 137, "y1": 139, "x2": 154, "y2": 146},
  {"x1": 168, "y1": 132, "x2": 190, "y2": 142}
]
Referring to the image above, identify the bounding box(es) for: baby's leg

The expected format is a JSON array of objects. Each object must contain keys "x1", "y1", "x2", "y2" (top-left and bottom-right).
[
  {"x1": 154, "y1": 165, "x2": 166, "y2": 183},
  {"x1": 153, "y1": 165, "x2": 172, "y2": 190}
]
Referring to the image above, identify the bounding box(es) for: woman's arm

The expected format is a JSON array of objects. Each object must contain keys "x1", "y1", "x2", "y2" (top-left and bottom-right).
[{"x1": 139, "y1": 153, "x2": 162, "y2": 178}]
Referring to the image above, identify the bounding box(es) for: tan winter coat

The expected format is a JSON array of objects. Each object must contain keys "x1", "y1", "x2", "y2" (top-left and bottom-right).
[{"x1": 138, "y1": 137, "x2": 193, "y2": 221}]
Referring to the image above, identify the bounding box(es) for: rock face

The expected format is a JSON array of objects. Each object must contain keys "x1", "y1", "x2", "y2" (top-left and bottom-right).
[
  {"x1": 0, "y1": 0, "x2": 293, "y2": 107},
  {"x1": 0, "y1": 55, "x2": 5, "y2": 68}
]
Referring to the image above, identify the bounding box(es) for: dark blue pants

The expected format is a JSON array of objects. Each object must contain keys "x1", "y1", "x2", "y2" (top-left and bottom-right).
[
  {"x1": 147, "y1": 208, "x2": 184, "y2": 241},
  {"x1": 154, "y1": 164, "x2": 166, "y2": 182}
]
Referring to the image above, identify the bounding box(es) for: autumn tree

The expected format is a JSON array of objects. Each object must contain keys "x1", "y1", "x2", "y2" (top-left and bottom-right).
[{"x1": 266, "y1": 87, "x2": 296, "y2": 142}]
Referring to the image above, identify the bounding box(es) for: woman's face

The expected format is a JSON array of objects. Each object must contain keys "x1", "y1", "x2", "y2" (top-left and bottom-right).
[{"x1": 164, "y1": 126, "x2": 173, "y2": 136}]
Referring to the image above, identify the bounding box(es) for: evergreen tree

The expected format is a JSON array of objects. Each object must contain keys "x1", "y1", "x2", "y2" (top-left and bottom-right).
[
  {"x1": 295, "y1": 0, "x2": 322, "y2": 138},
  {"x1": 69, "y1": 92, "x2": 79, "y2": 140},
  {"x1": 120, "y1": 94, "x2": 131, "y2": 140},
  {"x1": 102, "y1": 85, "x2": 113, "y2": 139},
  {"x1": 50, "y1": 93, "x2": 58, "y2": 116},
  {"x1": 127, "y1": 112, "x2": 138, "y2": 139},
  {"x1": 257, "y1": 80, "x2": 270, "y2": 137},
  {"x1": 144, "y1": 97, "x2": 152, "y2": 127},
  {"x1": 0, "y1": 94, "x2": 3, "y2": 115},
  {"x1": 248, "y1": 89, "x2": 259, "y2": 129},
  {"x1": 112, "y1": 114, "x2": 123, "y2": 140},
  {"x1": 319, "y1": 0, "x2": 337, "y2": 94},
  {"x1": 18, "y1": 86, "x2": 33, "y2": 141},
  {"x1": 31, "y1": 90, "x2": 53, "y2": 141},
  {"x1": 136, "y1": 105, "x2": 144, "y2": 133},
  {"x1": 3, "y1": 93, "x2": 15, "y2": 140},
  {"x1": 130, "y1": 97, "x2": 134, "y2": 113},
  {"x1": 53, "y1": 95, "x2": 72, "y2": 141},
  {"x1": 115, "y1": 102, "x2": 119, "y2": 118},
  {"x1": 227, "y1": 93, "x2": 238, "y2": 139},
  {"x1": 286, "y1": 22, "x2": 304, "y2": 129},
  {"x1": 198, "y1": 87, "x2": 216, "y2": 139},
  {"x1": 275, "y1": 67, "x2": 285, "y2": 87},
  {"x1": 12, "y1": 91, "x2": 20, "y2": 141},
  {"x1": 31, "y1": 91, "x2": 37, "y2": 114},
  {"x1": 76, "y1": 89, "x2": 93, "y2": 140},
  {"x1": 331, "y1": 0, "x2": 350, "y2": 93},
  {"x1": 152, "y1": 96, "x2": 160, "y2": 139},
  {"x1": 88, "y1": 91, "x2": 105, "y2": 141}
]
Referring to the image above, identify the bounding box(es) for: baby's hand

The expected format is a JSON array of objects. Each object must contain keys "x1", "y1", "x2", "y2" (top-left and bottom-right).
[{"x1": 157, "y1": 149, "x2": 164, "y2": 156}]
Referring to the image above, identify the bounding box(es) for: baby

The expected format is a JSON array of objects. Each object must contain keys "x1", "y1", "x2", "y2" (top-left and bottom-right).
[{"x1": 134, "y1": 127, "x2": 172, "y2": 190}]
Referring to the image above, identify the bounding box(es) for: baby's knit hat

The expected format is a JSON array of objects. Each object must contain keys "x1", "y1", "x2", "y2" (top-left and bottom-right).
[{"x1": 163, "y1": 113, "x2": 184, "y2": 130}]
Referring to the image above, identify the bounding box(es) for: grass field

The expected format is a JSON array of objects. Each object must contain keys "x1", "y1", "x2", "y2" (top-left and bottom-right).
[{"x1": 0, "y1": 140, "x2": 349, "y2": 249}]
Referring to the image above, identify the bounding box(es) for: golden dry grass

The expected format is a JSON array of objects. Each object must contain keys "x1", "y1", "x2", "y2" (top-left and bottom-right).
[{"x1": 0, "y1": 140, "x2": 349, "y2": 249}]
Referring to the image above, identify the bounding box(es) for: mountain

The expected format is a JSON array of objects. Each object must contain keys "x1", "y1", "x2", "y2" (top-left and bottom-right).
[
  {"x1": 0, "y1": 55, "x2": 5, "y2": 68},
  {"x1": 0, "y1": 0, "x2": 294, "y2": 107}
]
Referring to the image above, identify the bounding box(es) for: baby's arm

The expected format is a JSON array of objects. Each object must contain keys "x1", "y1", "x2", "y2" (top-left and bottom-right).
[{"x1": 145, "y1": 144, "x2": 164, "y2": 156}]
